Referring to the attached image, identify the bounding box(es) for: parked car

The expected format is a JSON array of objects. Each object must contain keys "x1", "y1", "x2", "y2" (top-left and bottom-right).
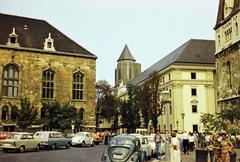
[
  {"x1": 71, "y1": 132, "x2": 94, "y2": 147},
  {"x1": 144, "y1": 134, "x2": 165, "y2": 157},
  {"x1": 90, "y1": 132, "x2": 103, "y2": 145},
  {"x1": 129, "y1": 134, "x2": 152, "y2": 159},
  {"x1": 0, "y1": 132, "x2": 41, "y2": 153},
  {"x1": 101, "y1": 134, "x2": 146, "y2": 162},
  {"x1": 33, "y1": 131, "x2": 71, "y2": 150}
]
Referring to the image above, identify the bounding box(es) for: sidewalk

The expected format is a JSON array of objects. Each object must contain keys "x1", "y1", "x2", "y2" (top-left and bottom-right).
[{"x1": 151, "y1": 149, "x2": 240, "y2": 162}]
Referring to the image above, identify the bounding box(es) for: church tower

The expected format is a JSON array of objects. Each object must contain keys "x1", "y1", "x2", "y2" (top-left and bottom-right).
[
  {"x1": 115, "y1": 44, "x2": 141, "y2": 86},
  {"x1": 214, "y1": 0, "x2": 240, "y2": 110}
]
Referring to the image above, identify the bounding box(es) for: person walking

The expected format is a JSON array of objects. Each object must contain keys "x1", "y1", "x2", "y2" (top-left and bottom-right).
[
  {"x1": 170, "y1": 132, "x2": 181, "y2": 162},
  {"x1": 182, "y1": 131, "x2": 189, "y2": 154},
  {"x1": 208, "y1": 133, "x2": 221, "y2": 162},
  {"x1": 189, "y1": 132, "x2": 195, "y2": 151},
  {"x1": 219, "y1": 131, "x2": 234, "y2": 162},
  {"x1": 154, "y1": 130, "x2": 162, "y2": 159}
]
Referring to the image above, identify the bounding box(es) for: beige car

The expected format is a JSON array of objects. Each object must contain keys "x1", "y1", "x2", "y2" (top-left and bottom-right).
[{"x1": 0, "y1": 132, "x2": 41, "y2": 153}]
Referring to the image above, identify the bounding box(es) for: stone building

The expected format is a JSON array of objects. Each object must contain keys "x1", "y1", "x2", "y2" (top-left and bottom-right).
[
  {"x1": 214, "y1": 0, "x2": 240, "y2": 110},
  {"x1": 0, "y1": 13, "x2": 97, "y2": 131},
  {"x1": 127, "y1": 39, "x2": 216, "y2": 133},
  {"x1": 115, "y1": 44, "x2": 141, "y2": 87}
]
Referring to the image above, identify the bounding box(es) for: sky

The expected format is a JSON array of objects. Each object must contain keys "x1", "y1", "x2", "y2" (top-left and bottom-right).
[{"x1": 0, "y1": 0, "x2": 219, "y2": 86}]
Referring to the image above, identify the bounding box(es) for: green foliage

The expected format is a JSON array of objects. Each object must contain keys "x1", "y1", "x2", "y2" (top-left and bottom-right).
[
  {"x1": 201, "y1": 107, "x2": 240, "y2": 134},
  {"x1": 138, "y1": 84, "x2": 151, "y2": 129},
  {"x1": 119, "y1": 84, "x2": 141, "y2": 133},
  {"x1": 15, "y1": 98, "x2": 38, "y2": 131},
  {"x1": 145, "y1": 71, "x2": 162, "y2": 132},
  {"x1": 96, "y1": 80, "x2": 118, "y2": 131},
  {"x1": 41, "y1": 101, "x2": 80, "y2": 131}
]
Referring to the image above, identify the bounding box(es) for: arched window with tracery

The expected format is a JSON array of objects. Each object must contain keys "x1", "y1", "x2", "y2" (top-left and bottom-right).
[
  {"x1": 11, "y1": 106, "x2": 18, "y2": 120},
  {"x1": 2, "y1": 64, "x2": 19, "y2": 97},
  {"x1": 79, "y1": 108, "x2": 84, "y2": 121},
  {"x1": 42, "y1": 69, "x2": 54, "y2": 99},
  {"x1": 72, "y1": 72, "x2": 84, "y2": 100},
  {"x1": 2, "y1": 106, "x2": 9, "y2": 121},
  {"x1": 41, "y1": 107, "x2": 47, "y2": 118}
]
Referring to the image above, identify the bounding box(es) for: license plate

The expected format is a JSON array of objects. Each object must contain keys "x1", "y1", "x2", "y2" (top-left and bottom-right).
[{"x1": 113, "y1": 154, "x2": 123, "y2": 159}]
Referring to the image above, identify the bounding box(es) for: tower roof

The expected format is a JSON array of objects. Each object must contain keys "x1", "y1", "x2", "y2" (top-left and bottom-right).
[
  {"x1": 117, "y1": 44, "x2": 136, "y2": 62},
  {"x1": 215, "y1": 0, "x2": 240, "y2": 29}
]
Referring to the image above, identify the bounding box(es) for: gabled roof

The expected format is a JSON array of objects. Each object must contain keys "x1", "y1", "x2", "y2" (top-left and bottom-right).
[
  {"x1": 117, "y1": 44, "x2": 136, "y2": 62},
  {"x1": 215, "y1": 0, "x2": 240, "y2": 29},
  {"x1": 130, "y1": 39, "x2": 215, "y2": 85},
  {"x1": 0, "y1": 13, "x2": 96, "y2": 58}
]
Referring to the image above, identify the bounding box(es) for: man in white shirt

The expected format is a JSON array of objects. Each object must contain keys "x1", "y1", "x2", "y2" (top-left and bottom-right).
[{"x1": 182, "y1": 131, "x2": 189, "y2": 154}]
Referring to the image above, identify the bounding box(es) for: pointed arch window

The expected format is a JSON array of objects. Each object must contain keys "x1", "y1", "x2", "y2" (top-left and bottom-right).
[
  {"x1": 79, "y1": 108, "x2": 84, "y2": 120},
  {"x1": 11, "y1": 106, "x2": 18, "y2": 120},
  {"x1": 41, "y1": 107, "x2": 47, "y2": 118},
  {"x1": 2, "y1": 64, "x2": 19, "y2": 97},
  {"x1": 2, "y1": 106, "x2": 9, "y2": 121},
  {"x1": 42, "y1": 69, "x2": 54, "y2": 99},
  {"x1": 72, "y1": 72, "x2": 84, "y2": 100}
]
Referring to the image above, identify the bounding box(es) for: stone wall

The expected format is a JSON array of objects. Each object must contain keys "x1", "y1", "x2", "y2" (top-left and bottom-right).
[
  {"x1": 0, "y1": 48, "x2": 96, "y2": 128},
  {"x1": 216, "y1": 48, "x2": 240, "y2": 109}
]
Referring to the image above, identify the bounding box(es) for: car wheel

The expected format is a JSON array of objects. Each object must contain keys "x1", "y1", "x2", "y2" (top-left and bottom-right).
[
  {"x1": 91, "y1": 141, "x2": 94, "y2": 147},
  {"x1": 36, "y1": 144, "x2": 40, "y2": 152},
  {"x1": 51, "y1": 144, "x2": 56, "y2": 150},
  {"x1": 66, "y1": 143, "x2": 70, "y2": 149},
  {"x1": 19, "y1": 146, "x2": 25, "y2": 153},
  {"x1": 81, "y1": 141, "x2": 85, "y2": 147}
]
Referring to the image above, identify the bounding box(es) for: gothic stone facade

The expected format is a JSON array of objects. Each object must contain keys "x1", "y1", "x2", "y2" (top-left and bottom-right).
[
  {"x1": 0, "y1": 13, "x2": 97, "y2": 131},
  {"x1": 214, "y1": 0, "x2": 240, "y2": 110}
]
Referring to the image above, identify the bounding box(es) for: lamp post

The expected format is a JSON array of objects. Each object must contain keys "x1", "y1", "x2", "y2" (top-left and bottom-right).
[
  {"x1": 181, "y1": 112, "x2": 185, "y2": 131},
  {"x1": 176, "y1": 120, "x2": 179, "y2": 130}
]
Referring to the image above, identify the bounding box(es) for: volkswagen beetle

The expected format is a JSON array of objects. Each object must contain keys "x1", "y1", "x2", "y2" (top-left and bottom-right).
[{"x1": 101, "y1": 134, "x2": 146, "y2": 162}]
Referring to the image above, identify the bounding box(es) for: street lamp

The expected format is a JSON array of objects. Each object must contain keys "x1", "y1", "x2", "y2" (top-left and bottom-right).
[
  {"x1": 181, "y1": 112, "x2": 185, "y2": 131},
  {"x1": 176, "y1": 120, "x2": 179, "y2": 130}
]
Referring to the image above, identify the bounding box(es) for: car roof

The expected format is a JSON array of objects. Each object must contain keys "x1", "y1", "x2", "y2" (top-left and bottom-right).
[
  {"x1": 34, "y1": 131, "x2": 61, "y2": 134},
  {"x1": 12, "y1": 132, "x2": 33, "y2": 135}
]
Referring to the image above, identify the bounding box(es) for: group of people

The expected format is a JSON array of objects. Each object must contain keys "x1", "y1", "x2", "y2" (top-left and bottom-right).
[{"x1": 155, "y1": 130, "x2": 235, "y2": 162}]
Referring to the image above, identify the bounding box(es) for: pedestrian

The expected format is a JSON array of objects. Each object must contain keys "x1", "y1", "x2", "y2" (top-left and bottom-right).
[
  {"x1": 182, "y1": 131, "x2": 190, "y2": 154},
  {"x1": 207, "y1": 133, "x2": 221, "y2": 162},
  {"x1": 170, "y1": 132, "x2": 181, "y2": 162},
  {"x1": 154, "y1": 130, "x2": 162, "y2": 159},
  {"x1": 219, "y1": 131, "x2": 234, "y2": 162},
  {"x1": 189, "y1": 132, "x2": 195, "y2": 151}
]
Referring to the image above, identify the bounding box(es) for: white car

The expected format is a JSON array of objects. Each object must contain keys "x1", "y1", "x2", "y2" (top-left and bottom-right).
[
  {"x1": 129, "y1": 133, "x2": 153, "y2": 159},
  {"x1": 144, "y1": 134, "x2": 165, "y2": 158},
  {"x1": 71, "y1": 132, "x2": 94, "y2": 147}
]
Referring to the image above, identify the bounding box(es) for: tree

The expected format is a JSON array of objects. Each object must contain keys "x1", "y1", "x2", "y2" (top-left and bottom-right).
[
  {"x1": 96, "y1": 80, "x2": 118, "y2": 131},
  {"x1": 15, "y1": 98, "x2": 38, "y2": 131},
  {"x1": 41, "y1": 101, "x2": 62, "y2": 130},
  {"x1": 146, "y1": 71, "x2": 162, "y2": 132},
  {"x1": 58, "y1": 102, "x2": 78, "y2": 131},
  {"x1": 41, "y1": 101, "x2": 80, "y2": 132},
  {"x1": 124, "y1": 84, "x2": 141, "y2": 133},
  {"x1": 139, "y1": 84, "x2": 151, "y2": 129},
  {"x1": 200, "y1": 113, "x2": 216, "y2": 133}
]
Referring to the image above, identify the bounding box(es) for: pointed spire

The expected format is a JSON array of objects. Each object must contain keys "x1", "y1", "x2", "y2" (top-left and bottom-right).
[{"x1": 117, "y1": 44, "x2": 136, "y2": 62}]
